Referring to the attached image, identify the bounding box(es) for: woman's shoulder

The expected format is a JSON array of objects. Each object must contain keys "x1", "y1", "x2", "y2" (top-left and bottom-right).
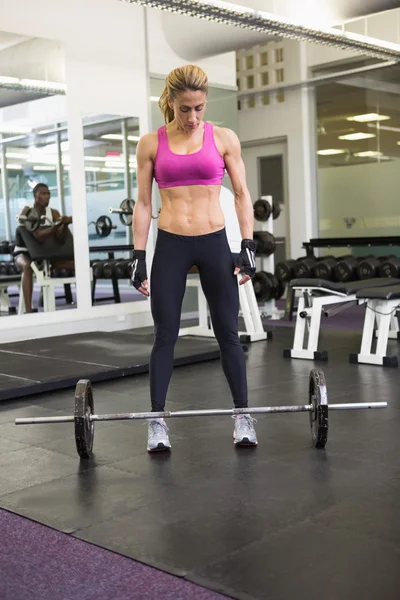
[
  {"x1": 137, "y1": 131, "x2": 159, "y2": 160},
  {"x1": 212, "y1": 125, "x2": 240, "y2": 151}
]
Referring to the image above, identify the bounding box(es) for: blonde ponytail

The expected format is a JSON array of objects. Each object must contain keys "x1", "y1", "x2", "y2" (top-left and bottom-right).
[{"x1": 158, "y1": 64, "x2": 208, "y2": 124}]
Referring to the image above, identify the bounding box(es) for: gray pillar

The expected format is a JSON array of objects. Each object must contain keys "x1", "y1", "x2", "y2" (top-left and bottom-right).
[
  {"x1": 55, "y1": 124, "x2": 66, "y2": 215},
  {"x1": 0, "y1": 137, "x2": 12, "y2": 241}
]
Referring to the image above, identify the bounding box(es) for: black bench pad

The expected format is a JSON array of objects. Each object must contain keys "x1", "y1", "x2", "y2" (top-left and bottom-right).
[
  {"x1": 0, "y1": 275, "x2": 21, "y2": 284},
  {"x1": 356, "y1": 284, "x2": 400, "y2": 300},
  {"x1": 290, "y1": 278, "x2": 400, "y2": 296}
]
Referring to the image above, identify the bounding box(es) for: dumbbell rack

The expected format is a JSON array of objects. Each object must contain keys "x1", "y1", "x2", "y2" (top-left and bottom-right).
[{"x1": 256, "y1": 196, "x2": 284, "y2": 320}]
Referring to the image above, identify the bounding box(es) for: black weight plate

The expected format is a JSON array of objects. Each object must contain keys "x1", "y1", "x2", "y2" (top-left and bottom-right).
[
  {"x1": 252, "y1": 271, "x2": 270, "y2": 301},
  {"x1": 23, "y1": 207, "x2": 41, "y2": 233},
  {"x1": 275, "y1": 259, "x2": 296, "y2": 282},
  {"x1": 272, "y1": 201, "x2": 281, "y2": 220},
  {"x1": 309, "y1": 369, "x2": 328, "y2": 449},
  {"x1": 293, "y1": 258, "x2": 317, "y2": 278},
  {"x1": 120, "y1": 198, "x2": 135, "y2": 226},
  {"x1": 95, "y1": 215, "x2": 113, "y2": 238},
  {"x1": 74, "y1": 379, "x2": 94, "y2": 459},
  {"x1": 253, "y1": 199, "x2": 272, "y2": 222}
]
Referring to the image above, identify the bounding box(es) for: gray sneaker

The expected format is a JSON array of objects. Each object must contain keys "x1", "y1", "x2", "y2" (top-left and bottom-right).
[
  {"x1": 147, "y1": 419, "x2": 171, "y2": 452},
  {"x1": 233, "y1": 414, "x2": 258, "y2": 446}
]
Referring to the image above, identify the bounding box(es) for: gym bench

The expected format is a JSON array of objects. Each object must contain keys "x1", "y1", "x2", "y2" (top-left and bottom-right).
[
  {"x1": 284, "y1": 277, "x2": 400, "y2": 362},
  {"x1": 350, "y1": 284, "x2": 400, "y2": 367}
]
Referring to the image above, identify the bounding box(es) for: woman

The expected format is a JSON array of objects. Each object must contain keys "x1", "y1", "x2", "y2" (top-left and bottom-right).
[{"x1": 131, "y1": 64, "x2": 258, "y2": 452}]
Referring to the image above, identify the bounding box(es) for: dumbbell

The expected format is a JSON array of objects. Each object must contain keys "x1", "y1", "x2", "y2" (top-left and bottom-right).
[
  {"x1": 92, "y1": 261, "x2": 105, "y2": 279},
  {"x1": 252, "y1": 271, "x2": 285, "y2": 302},
  {"x1": 275, "y1": 259, "x2": 297, "y2": 283},
  {"x1": 0, "y1": 261, "x2": 8, "y2": 275},
  {"x1": 102, "y1": 260, "x2": 119, "y2": 279},
  {"x1": 379, "y1": 256, "x2": 400, "y2": 278},
  {"x1": 253, "y1": 231, "x2": 276, "y2": 256},
  {"x1": 313, "y1": 257, "x2": 338, "y2": 281},
  {"x1": 356, "y1": 256, "x2": 393, "y2": 280},
  {"x1": 293, "y1": 257, "x2": 318, "y2": 279},
  {"x1": 114, "y1": 259, "x2": 131, "y2": 279}
]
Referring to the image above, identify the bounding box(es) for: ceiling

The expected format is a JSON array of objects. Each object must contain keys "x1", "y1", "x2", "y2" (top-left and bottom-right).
[{"x1": 317, "y1": 62, "x2": 400, "y2": 167}]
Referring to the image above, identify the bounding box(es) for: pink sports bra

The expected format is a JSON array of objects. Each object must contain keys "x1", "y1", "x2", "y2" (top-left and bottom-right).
[{"x1": 153, "y1": 121, "x2": 226, "y2": 189}]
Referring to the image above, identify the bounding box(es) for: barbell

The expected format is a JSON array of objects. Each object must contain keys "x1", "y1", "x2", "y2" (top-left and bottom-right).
[{"x1": 14, "y1": 369, "x2": 387, "y2": 459}]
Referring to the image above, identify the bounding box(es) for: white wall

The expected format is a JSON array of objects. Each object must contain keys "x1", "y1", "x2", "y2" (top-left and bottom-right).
[
  {"x1": 238, "y1": 40, "x2": 318, "y2": 258},
  {"x1": 146, "y1": 9, "x2": 237, "y2": 87}
]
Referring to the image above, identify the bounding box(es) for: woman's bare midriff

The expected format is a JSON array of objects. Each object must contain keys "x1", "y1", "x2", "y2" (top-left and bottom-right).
[{"x1": 157, "y1": 184, "x2": 226, "y2": 236}]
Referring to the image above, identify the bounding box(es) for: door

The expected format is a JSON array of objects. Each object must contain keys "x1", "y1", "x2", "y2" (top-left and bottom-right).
[{"x1": 242, "y1": 140, "x2": 289, "y2": 262}]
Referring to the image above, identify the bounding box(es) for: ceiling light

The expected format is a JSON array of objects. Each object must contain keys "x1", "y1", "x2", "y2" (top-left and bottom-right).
[
  {"x1": 347, "y1": 113, "x2": 390, "y2": 123},
  {"x1": 150, "y1": 96, "x2": 160, "y2": 102},
  {"x1": 0, "y1": 76, "x2": 19, "y2": 84},
  {"x1": 100, "y1": 134, "x2": 140, "y2": 142},
  {"x1": 317, "y1": 149, "x2": 345, "y2": 156},
  {"x1": 101, "y1": 168, "x2": 125, "y2": 173},
  {"x1": 338, "y1": 133, "x2": 376, "y2": 141},
  {"x1": 6, "y1": 164, "x2": 22, "y2": 169},
  {"x1": 85, "y1": 167, "x2": 102, "y2": 172},
  {"x1": 6, "y1": 152, "x2": 29, "y2": 159},
  {"x1": 0, "y1": 126, "x2": 32, "y2": 135},
  {"x1": 33, "y1": 165, "x2": 56, "y2": 171},
  {"x1": 353, "y1": 151, "x2": 383, "y2": 158}
]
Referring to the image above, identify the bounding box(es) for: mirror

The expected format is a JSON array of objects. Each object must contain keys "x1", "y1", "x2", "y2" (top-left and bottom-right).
[
  {"x1": 0, "y1": 32, "x2": 76, "y2": 317},
  {"x1": 81, "y1": 113, "x2": 145, "y2": 306}
]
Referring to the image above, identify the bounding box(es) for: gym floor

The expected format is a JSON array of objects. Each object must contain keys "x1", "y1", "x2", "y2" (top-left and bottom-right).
[{"x1": 1, "y1": 326, "x2": 400, "y2": 600}]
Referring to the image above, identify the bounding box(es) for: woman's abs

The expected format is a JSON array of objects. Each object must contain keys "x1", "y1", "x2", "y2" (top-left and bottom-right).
[{"x1": 158, "y1": 184, "x2": 225, "y2": 236}]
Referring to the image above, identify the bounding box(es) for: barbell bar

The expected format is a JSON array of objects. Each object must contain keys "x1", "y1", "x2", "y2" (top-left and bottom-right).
[
  {"x1": 14, "y1": 370, "x2": 387, "y2": 459},
  {"x1": 15, "y1": 402, "x2": 388, "y2": 425}
]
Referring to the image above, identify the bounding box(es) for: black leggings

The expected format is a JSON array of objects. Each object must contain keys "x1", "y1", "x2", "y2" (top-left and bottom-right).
[{"x1": 149, "y1": 227, "x2": 248, "y2": 411}]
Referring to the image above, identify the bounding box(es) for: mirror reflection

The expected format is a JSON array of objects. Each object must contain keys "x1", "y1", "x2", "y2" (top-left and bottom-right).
[
  {"x1": 0, "y1": 33, "x2": 74, "y2": 317},
  {"x1": 81, "y1": 114, "x2": 145, "y2": 306}
]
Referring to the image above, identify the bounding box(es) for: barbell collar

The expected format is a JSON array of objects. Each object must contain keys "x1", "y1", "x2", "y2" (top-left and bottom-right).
[{"x1": 15, "y1": 401, "x2": 387, "y2": 425}]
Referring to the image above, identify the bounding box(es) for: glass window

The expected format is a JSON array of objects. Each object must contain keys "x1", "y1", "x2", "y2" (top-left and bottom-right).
[
  {"x1": 276, "y1": 69, "x2": 284, "y2": 83},
  {"x1": 275, "y1": 48, "x2": 284, "y2": 62},
  {"x1": 261, "y1": 72, "x2": 269, "y2": 86},
  {"x1": 236, "y1": 57, "x2": 240, "y2": 72},
  {"x1": 237, "y1": 78, "x2": 241, "y2": 91},
  {"x1": 260, "y1": 52, "x2": 268, "y2": 66},
  {"x1": 315, "y1": 67, "x2": 400, "y2": 239},
  {"x1": 262, "y1": 94, "x2": 270, "y2": 106},
  {"x1": 246, "y1": 75, "x2": 255, "y2": 89},
  {"x1": 248, "y1": 97, "x2": 255, "y2": 108},
  {"x1": 246, "y1": 55, "x2": 254, "y2": 70},
  {"x1": 277, "y1": 92, "x2": 285, "y2": 103}
]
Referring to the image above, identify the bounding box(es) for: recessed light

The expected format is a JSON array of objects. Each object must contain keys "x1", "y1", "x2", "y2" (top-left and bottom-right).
[
  {"x1": 347, "y1": 113, "x2": 390, "y2": 123},
  {"x1": 338, "y1": 133, "x2": 376, "y2": 141},
  {"x1": 317, "y1": 149, "x2": 346, "y2": 156}
]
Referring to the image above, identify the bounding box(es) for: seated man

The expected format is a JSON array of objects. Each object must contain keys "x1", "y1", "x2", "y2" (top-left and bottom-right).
[{"x1": 13, "y1": 183, "x2": 73, "y2": 313}]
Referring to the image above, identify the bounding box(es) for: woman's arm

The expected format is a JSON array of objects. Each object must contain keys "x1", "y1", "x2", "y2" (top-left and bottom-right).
[
  {"x1": 220, "y1": 128, "x2": 254, "y2": 240},
  {"x1": 132, "y1": 133, "x2": 156, "y2": 250}
]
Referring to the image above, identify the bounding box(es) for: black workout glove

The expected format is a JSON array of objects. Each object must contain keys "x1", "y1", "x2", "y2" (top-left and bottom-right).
[
  {"x1": 234, "y1": 239, "x2": 256, "y2": 281},
  {"x1": 129, "y1": 250, "x2": 149, "y2": 296}
]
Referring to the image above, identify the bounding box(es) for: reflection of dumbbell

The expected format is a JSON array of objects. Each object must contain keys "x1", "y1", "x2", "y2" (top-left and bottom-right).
[
  {"x1": 0, "y1": 261, "x2": 17, "y2": 275},
  {"x1": 103, "y1": 260, "x2": 120, "y2": 279},
  {"x1": 114, "y1": 259, "x2": 131, "y2": 279},
  {"x1": 109, "y1": 199, "x2": 136, "y2": 226}
]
